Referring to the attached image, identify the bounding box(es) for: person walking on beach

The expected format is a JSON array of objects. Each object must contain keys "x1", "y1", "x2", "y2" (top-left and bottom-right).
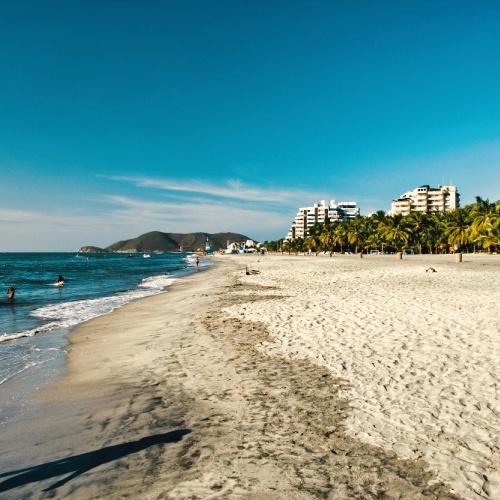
[
  {"x1": 196, "y1": 256, "x2": 200, "y2": 271},
  {"x1": 6, "y1": 286, "x2": 15, "y2": 302}
]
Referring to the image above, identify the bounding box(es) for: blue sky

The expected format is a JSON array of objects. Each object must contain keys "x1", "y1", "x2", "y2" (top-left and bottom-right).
[{"x1": 1, "y1": 1, "x2": 500, "y2": 250}]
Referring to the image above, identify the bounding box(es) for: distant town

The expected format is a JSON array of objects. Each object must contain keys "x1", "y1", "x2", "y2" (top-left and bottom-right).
[
  {"x1": 260, "y1": 184, "x2": 499, "y2": 256},
  {"x1": 286, "y1": 184, "x2": 459, "y2": 241}
]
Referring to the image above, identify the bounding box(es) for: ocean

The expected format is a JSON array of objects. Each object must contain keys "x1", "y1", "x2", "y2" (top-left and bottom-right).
[{"x1": 0, "y1": 251, "x2": 202, "y2": 424}]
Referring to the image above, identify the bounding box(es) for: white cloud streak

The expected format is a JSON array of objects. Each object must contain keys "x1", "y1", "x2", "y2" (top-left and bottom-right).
[
  {"x1": 101, "y1": 195, "x2": 289, "y2": 231},
  {"x1": 0, "y1": 208, "x2": 109, "y2": 227},
  {"x1": 103, "y1": 175, "x2": 320, "y2": 204}
]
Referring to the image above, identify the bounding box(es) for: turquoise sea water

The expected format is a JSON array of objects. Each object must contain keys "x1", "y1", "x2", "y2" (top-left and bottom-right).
[{"x1": 0, "y1": 252, "x2": 200, "y2": 421}]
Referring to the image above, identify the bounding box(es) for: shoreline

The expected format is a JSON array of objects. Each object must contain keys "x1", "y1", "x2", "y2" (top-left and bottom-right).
[
  {"x1": 0, "y1": 262, "x2": 224, "y2": 498},
  {"x1": 2, "y1": 254, "x2": 491, "y2": 497},
  {"x1": 0, "y1": 257, "x2": 208, "y2": 427},
  {"x1": 0, "y1": 256, "x2": 205, "y2": 345}
]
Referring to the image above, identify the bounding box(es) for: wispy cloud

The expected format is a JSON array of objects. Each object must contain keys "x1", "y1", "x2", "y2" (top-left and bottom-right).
[
  {"x1": 0, "y1": 208, "x2": 42, "y2": 224},
  {"x1": 103, "y1": 175, "x2": 320, "y2": 204},
  {"x1": 0, "y1": 208, "x2": 108, "y2": 227},
  {"x1": 101, "y1": 195, "x2": 290, "y2": 231},
  {"x1": 0, "y1": 207, "x2": 131, "y2": 251}
]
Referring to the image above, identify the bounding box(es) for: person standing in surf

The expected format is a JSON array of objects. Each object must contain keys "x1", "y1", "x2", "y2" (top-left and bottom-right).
[
  {"x1": 6, "y1": 286, "x2": 15, "y2": 302},
  {"x1": 196, "y1": 256, "x2": 200, "y2": 271}
]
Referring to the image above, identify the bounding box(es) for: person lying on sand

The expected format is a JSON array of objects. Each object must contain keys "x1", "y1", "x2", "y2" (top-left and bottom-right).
[
  {"x1": 425, "y1": 267, "x2": 437, "y2": 273},
  {"x1": 245, "y1": 265, "x2": 260, "y2": 275}
]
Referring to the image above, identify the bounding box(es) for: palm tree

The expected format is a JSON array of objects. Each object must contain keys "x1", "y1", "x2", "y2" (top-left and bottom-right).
[
  {"x1": 306, "y1": 223, "x2": 323, "y2": 255},
  {"x1": 282, "y1": 239, "x2": 293, "y2": 255},
  {"x1": 471, "y1": 200, "x2": 499, "y2": 252},
  {"x1": 406, "y1": 211, "x2": 430, "y2": 254},
  {"x1": 332, "y1": 222, "x2": 348, "y2": 253},
  {"x1": 380, "y1": 214, "x2": 411, "y2": 252},
  {"x1": 320, "y1": 222, "x2": 336, "y2": 256},
  {"x1": 423, "y1": 213, "x2": 444, "y2": 253},
  {"x1": 473, "y1": 196, "x2": 494, "y2": 214},
  {"x1": 294, "y1": 237, "x2": 306, "y2": 255},
  {"x1": 442, "y1": 210, "x2": 471, "y2": 252},
  {"x1": 469, "y1": 197, "x2": 498, "y2": 252},
  {"x1": 365, "y1": 231, "x2": 385, "y2": 253},
  {"x1": 370, "y1": 210, "x2": 387, "y2": 224},
  {"x1": 476, "y1": 220, "x2": 499, "y2": 252},
  {"x1": 279, "y1": 238, "x2": 285, "y2": 254},
  {"x1": 346, "y1": 218, "x2": 366, "y2": 253}
]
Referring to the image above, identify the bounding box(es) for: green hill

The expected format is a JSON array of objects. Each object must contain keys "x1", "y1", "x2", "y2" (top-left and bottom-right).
[{"x1": 105, "y1": 231, "x2": 250, "y2": 252}]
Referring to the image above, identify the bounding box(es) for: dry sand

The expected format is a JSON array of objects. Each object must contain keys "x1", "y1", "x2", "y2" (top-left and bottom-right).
[
  {"x1": 222, "y1": 253, "x2": 500, "y2": 499},
  {"x1": 1, "y1": 254, "x2": 497, "y2": 498}
]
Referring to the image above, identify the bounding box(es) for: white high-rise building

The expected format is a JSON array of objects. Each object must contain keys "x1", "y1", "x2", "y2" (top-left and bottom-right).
[
  {"x1": 287, "y1": 199, "x2": 359, "y2": 240},
  {"x1": 391, "y1": 185, "x2": 459, "y2": 215}
]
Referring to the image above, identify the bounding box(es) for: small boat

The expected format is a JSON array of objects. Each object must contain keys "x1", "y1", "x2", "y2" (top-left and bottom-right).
[{"x1": 143, "y1": 253, "x2": 151, "y2": 258}]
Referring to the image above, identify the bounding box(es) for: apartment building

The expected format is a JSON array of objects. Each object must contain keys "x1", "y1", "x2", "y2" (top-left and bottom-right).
[
  {"x1": 287, "y1": 199, "x2": 359, "y2": 240},
  {"x1": 391, "y1": 185, "x2": 459, "y2": 215}
]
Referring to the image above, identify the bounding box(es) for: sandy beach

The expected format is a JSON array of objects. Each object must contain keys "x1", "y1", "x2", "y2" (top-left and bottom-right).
[
  {"x1": 223, "y1": 254, "x2": 500, "y2": 499},
  {"x1": 1, "y1": 254, "x2": 498, "y2": 498}
]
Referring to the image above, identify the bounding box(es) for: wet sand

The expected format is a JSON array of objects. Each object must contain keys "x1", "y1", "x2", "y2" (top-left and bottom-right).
[{"x1": 1, "y1": 255, "x2": 484, "y2": 498}]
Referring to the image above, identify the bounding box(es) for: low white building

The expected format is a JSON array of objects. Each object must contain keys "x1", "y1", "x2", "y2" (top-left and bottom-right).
[
  {"x1": 225, "y1": 242, "x2": 242, "y2": 254},
  {"x1": 391, "y1": 185, "x2": 459, "y2": 215},
  {"x1": 287, "y1": 199, "x2": 359, "y2": 240}
]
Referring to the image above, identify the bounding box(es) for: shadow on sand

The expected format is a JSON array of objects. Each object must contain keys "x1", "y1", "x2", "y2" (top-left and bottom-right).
[{"x1": 0, "y1": 429, "x2": 191, "y2": 493}]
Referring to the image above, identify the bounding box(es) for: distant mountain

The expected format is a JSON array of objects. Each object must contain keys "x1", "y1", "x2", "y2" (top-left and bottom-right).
[
  {"x1": 104, "y1": 231, "x2": 251, "y2": 252},
  {"x1": 106, "y1": 232, "x2": 178, "y2": 252}
]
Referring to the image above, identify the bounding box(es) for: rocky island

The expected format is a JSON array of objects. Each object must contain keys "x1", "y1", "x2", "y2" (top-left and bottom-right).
[{"x1": 77, "y1": 246, "x2": 108, "y2": 253}]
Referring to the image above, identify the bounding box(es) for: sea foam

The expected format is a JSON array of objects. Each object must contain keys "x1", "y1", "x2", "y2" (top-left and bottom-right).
[{"x1": 0, "y1": 274, "x2": 176, "y2": 343}]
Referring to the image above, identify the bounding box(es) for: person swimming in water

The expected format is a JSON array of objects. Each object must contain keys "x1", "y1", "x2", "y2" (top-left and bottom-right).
[
  {"x1": 6, "y1": 286, "x2": 15, "y2": 302},
  {"x1": 55, "y1": 274, "x2": 65, "y2": 285}
]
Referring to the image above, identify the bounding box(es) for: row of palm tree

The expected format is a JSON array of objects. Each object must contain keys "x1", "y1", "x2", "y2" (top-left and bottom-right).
[{"x1": 264, "y1": 197, "x2": 500, "y2": 255}]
